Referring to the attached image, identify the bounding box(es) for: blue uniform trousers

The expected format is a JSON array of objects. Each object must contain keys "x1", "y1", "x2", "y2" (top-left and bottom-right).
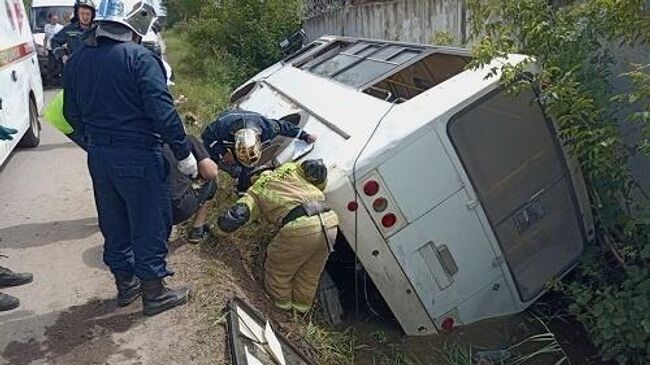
[{"x1": 87, "y1": 144, "x2": 173, "y2": 280}]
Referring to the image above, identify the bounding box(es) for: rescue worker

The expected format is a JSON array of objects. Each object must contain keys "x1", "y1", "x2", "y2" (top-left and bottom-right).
[
  {"x1": 217, "y1": 160, "x2": 338, "y2": 313},
  {"x1": 63, "y1": 0, "x2": 197, "y2": 316},
  {"x1": 51, "y1": 0, "x2": 96, "y2": 64},
  {"x1": 201, "y1": 110, "x2": 317, "y2": 192}
]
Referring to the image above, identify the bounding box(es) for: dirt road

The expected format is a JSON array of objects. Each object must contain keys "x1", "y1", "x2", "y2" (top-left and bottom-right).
[{"x1": 0, "y1": 90, "x2": 218, "y2": 365}]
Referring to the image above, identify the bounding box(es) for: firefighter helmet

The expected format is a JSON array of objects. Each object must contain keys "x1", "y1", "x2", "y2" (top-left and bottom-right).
[
  {"x1": 301, "y1": 159, "x2": 327, "y2": 186},
  {"x1": 234, "y1": 128, "x2": 262, "y2": 168},
  {"x1": 95, "y1": 0, "x2": 157, "y2": 37}
]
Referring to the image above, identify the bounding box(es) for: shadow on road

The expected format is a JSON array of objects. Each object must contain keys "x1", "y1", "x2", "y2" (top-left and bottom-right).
[
  {"x1": 18, "y1": 141, "x2": 78, "y2": 153},
  {"x1": 2, "y1": 299, "x2": 143, "y2": 365},
  {"x1": 82, "y1": 244, "x2": 107, "y2": 270},
  {"x1": 0, "y1": 217, "x2": 99, "y2": 249}
]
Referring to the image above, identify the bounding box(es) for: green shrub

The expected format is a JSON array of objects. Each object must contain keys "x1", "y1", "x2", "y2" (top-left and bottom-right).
[
  {"x1": 467, "y1": 1, "x2": 650, "y2": 363},
  {"x1": 164, "y1": 30, "x2": 231, "y2": 130},
  {"x1": 183, "y1": 0, "x2": 302, "y2": 84},
  {"x1": 162, "y1": 0, "x2": 205, "y2": 26}
]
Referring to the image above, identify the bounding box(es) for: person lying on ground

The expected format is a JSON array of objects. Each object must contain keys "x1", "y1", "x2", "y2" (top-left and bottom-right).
[
  {"x1": 217, "y1": 160, "x2": 338, "y2": 313},
  {"x1": 201, "y1": 110, "x2": 317, "y2": 193}
]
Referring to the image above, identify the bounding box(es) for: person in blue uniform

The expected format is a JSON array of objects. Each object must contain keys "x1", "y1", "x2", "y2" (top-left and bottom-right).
[
  {"x1": 51, "y1": 0, "x2": 96, "y2": 64},
  {"x1": 200, "y1": 110, "x2": 317, "y2": 192},
  {"x1": 63, "y1": 0, "x2": 198, "y2": 316}
]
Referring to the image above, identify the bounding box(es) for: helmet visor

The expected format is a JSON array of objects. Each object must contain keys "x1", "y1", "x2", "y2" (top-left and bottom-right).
[{"x1": 96, "y1": 0, "x2": 156, "y2": 36}]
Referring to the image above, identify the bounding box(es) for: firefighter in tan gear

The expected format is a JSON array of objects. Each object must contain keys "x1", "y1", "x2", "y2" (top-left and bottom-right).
[{"x1": 217, "y1": 158, "x2": 338, "y2": 313}]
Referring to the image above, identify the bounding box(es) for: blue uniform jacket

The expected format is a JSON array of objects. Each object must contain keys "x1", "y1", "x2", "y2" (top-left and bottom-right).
[
  {"x1": 63, "y1": 33, "x2": 191, "y2": 160},
  {"x1": 201, "y1": 110, "x2": 307, "y2": 160},
  {"x1": 51, "y1": 21, "x2": 91, "y2": 57}
]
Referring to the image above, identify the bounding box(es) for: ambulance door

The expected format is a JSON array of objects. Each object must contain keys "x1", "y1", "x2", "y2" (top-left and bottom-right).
[{"x1": 1, "y1": 0, "x2": 31, "y2": 150}]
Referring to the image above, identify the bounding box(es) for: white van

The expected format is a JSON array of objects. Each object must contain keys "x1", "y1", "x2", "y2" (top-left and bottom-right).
[
  {"x1": 230, "y1": 36, "x2": 595, "y2": 336},
  {"x1": 30, "y1": 0, "x2": 75, "y2": 82},
  {"x1": 1, "y1": 0, "x2": 44, "y2": 166}
]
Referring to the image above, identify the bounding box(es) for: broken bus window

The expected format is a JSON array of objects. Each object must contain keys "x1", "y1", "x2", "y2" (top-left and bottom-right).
[{"x1": 296, "y1": 39, "x2": 470, "y2": 102}]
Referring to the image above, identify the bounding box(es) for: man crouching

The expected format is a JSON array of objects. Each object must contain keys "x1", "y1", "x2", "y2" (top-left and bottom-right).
[{"x1": 217, "y1": 160, "x2": 338, "y2": 313}]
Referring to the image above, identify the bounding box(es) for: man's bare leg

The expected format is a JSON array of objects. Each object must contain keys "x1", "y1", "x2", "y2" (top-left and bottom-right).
[
  {"x1": 192, "y1": 201, "x2": 213, "y2": 229},
  {"x1": 187, "y1": 200, "x2": 213, "y2": 243}
]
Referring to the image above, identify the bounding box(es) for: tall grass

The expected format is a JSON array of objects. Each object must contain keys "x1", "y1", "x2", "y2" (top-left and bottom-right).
[{"x1": 163, "y1": 30, "x2": 232, "y2": 134}]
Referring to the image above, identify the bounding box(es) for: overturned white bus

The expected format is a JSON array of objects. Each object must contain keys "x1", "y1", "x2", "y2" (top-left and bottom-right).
[{"x1": 229, "y1": 36, "x2": 595, "y2": 336}]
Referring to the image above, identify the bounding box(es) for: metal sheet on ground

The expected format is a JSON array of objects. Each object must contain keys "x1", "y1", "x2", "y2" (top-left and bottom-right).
[{"x1": 227, "y1": 298, "x2": 316, "y2": 365}]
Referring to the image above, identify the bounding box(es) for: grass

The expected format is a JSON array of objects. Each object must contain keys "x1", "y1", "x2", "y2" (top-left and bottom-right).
[
  {"x1": 433, "y1": 314, "x2": 571, "y2": 365},
  {"x1": 163, "y1": 29, "x2": 231, "y2": 134}
]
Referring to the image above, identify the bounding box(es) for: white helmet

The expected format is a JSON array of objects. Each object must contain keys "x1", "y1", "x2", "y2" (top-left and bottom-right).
[{"x1": 95, "y1": 0, "x2": 157, "y2": 37}]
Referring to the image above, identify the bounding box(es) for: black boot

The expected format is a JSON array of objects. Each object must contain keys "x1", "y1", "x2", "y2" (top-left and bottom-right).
[
  {"x1": 0, "y1": 266, "x2": 33, "y2": 288},
  {"x1": 0, "y1": 292, "x2": 20, "y2": 312},
  {"x1": 115, "y1": 275, "x2": 141, "y2": 307},
  {"x1": 141, "y1": 279, "x2": 190, "y2": 316},
  {"x1": 187, "y1": 224, "x2": 209, "y2": 244}
]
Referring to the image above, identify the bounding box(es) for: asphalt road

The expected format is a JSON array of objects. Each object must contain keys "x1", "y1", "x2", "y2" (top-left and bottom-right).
[{"x1": 0, "y1": 90, "x2": 205, "y2": 365}]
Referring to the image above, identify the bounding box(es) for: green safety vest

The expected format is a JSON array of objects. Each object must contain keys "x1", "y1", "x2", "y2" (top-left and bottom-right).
[{"x1": 43, "y1": 91, "x2": 74, "y2": 135}]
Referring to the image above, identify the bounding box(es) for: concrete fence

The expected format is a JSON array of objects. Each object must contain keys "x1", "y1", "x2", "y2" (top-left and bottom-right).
[{"x1": 303, "y1": 0, "x2": 468, "y2": 45}]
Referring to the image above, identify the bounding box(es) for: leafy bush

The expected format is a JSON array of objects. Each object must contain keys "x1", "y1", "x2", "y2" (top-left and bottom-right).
[
  {"x1": 183, "y1": 0, "x2": 302, "y2": 84},
  {"x1": 467, "y1": 1, "x2": 650, "y2": 363},
  {"x1": 163, "y1": 30, "x2": 231, "y2": 131},
  {"x1": 162, "y1": 0, "x2": 204, "y2": 25}
]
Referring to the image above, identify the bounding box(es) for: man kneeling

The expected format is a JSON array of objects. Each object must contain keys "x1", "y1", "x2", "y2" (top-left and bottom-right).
[
  {"x1": 164, "y1": 136, "x2": 219, "y2": 242},
  {"x1": 217, "y1": 160, "x2": 338, "y2": 312}
]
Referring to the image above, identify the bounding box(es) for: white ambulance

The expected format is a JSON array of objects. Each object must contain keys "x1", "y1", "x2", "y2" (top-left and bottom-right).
[
  {"x1": 230, "y1": 36, "x2": 595, "y2": 336},
  {"x1": 1, "y1": 0, "x2": 44, "y2": 166}
]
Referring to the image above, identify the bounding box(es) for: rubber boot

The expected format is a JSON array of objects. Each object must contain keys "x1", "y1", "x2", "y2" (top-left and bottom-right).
[
  {"x1": 115, "y1": 275, "x2": 141, "y2": 307},
  {"x1": 0, "y1": 293, "x2": 20, "y2": 312},
  {"x1": 0, "y1": 266, "x2": 33, "y2": 288},
  {"x1": 141, "y1": 279, "x2": 190, "y2": 316}
]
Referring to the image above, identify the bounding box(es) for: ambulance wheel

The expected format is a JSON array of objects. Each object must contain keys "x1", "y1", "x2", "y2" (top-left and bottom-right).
[{"x1": 19, "y1": 98, "x2": 41, "y2": 148}]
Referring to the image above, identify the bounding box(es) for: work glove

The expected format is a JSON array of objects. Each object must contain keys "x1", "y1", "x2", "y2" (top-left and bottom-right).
[
  {"x1": 217, "y1": 203, "x2": 251, "y2": 233},
  {"x1": 178, "y1": 153, "x2": 198, "y2": 179},
  {"x1": 0, "y1": 126, "x2": 18, "y2": 141}
]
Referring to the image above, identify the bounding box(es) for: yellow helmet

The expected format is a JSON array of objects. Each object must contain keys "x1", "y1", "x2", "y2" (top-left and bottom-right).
[{"x1": 234, "y1": 128, "x2": 262, "y2": 167}]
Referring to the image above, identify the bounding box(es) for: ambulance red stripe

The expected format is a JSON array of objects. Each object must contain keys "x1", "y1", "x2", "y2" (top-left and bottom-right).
[{"x1": 0, "y1": 42, "x2": 35, "y2": 69}]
